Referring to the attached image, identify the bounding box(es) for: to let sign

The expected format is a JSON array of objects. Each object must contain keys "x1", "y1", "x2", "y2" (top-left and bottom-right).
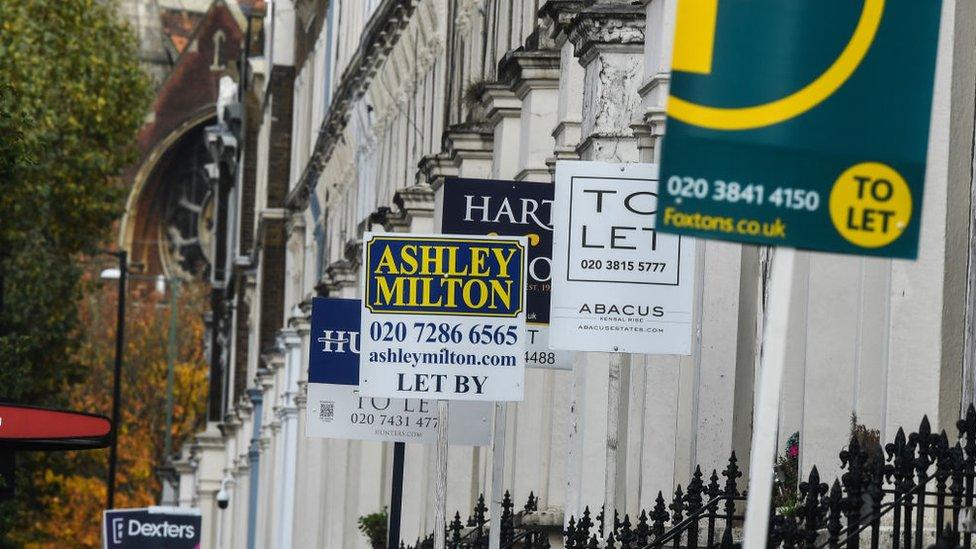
[
  {"x1": 306, "y1": 297, "x2": 491, "y2": 444},
  {"x1": 441, "y1": 177, "x2": 571, "y2": 370},
  {"x1": 359, "y1": 233, "x2": 528, "y2": 401},
  {"x1": 657, "y1": 0, "x2": 942, "y2": 258},
  {"x1": 550, "y1": 161, "x2": 696, "y2": 355}
]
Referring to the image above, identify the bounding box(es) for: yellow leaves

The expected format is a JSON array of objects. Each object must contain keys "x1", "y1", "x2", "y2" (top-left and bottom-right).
[{"x1": 14, "y1": 282, "x2": 212, "y2": 546}]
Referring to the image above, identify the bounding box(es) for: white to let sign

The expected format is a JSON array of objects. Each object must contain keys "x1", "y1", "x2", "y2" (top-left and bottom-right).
[
  {"x1": 306, "y1": 297, "x2": 491, "y2": 444},
  {"x1": 550, "y1": 161, "x2": 696, "y2": 355},
  {"x1": 359, "y1": 233, "x2": 528, "y2": 401}
]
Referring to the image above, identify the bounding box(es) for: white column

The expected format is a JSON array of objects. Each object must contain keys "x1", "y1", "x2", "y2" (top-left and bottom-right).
[
  {"x1": 564, "y1": 2, "x2": 646, "y2": 524},
  {"x1": 277, "y1": 329, "x2": 303, "y2": 548},
  {"x1": 636, "y1": 0, "x2": 759, "y2": 507},
  {"x1": 886, "y1": 0, "x2": 970, "y2": 439},
  {"x1": 484, "y1": 86, "x2": 522, "y2": 180}
]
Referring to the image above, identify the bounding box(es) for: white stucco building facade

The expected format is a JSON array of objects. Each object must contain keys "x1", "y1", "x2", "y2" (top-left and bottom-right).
[{"x1": 165, "y1": 1, "x2": 976, "y2": 547}]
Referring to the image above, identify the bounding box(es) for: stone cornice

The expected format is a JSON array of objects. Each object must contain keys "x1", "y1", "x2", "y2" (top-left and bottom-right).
[
  {"x1": 321, "y1": 259, "x2": 359, "y2": 294},
  {"x1": 417, "y1": 124, "x2": 494, "y2": 188},
  {"x1": 539, "y1": 1, "x2": 586, "y2": 41},
  {"x1": 285, "y1": 0, "x2": 421, "y2": 213},
  {"x1": 499, "y1": 49, "x2": 562, "y2": 99},
  {"x1": 344, "y1": 238, "x2": 363, "y2": 267},
  {"x1": 568, "y1": 3, "x2": 646, "y2": 64},
  {"x1": 385, "y1": 184, "x2": 436, "y2": 232},
  {"x1": 295, "y1": 381, "x2": 309, "y2": 407},
  {"x1": 481, "y1": 84, "x2": 522, "y2": 128}
]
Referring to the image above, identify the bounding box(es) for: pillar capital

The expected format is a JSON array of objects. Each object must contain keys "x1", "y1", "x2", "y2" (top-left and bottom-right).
[
  {"x1": 500, "y1": 49, "x2": 562, "y2": 100},
  {"x1": 417, "y1": 124, "x2": 495, "y2": 189},
  {"x1": 568, "y1": 3, "x2": 646, "y2": 66}
]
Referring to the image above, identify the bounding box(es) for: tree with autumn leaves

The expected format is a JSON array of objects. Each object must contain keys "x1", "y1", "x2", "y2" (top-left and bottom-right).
[
  {"x1": 0, "y1": 0, "x2": 209, "y2": 546},
  {"x1": 5, "y1": 281, "x2": 210, "y2": 547}
]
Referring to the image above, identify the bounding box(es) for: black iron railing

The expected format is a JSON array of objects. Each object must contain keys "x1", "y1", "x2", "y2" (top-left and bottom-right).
[{"x1": 406, "y1": 406, "x2": 976, "y2": 549}]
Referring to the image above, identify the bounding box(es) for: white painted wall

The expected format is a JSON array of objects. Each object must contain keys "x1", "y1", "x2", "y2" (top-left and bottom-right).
[{"x1": 181, "y1": 2, "x2": 976, "y2": 548}]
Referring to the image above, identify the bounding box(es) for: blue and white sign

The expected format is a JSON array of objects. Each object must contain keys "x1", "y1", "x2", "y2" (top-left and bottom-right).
[
  {"x1": 307, "y1": 297, "x2": 491, "y2": 444},
  {"x1": 102, "y1": 507, "x2": 201, "y2": 549},
  {"x1": 441, "y1": 178, "x2": 572, "y2": 370}
]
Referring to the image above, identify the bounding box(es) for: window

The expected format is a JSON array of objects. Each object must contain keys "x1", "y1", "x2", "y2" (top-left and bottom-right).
[{"x1": 211, "y1": 30, "x2": 226, "y2": 70}]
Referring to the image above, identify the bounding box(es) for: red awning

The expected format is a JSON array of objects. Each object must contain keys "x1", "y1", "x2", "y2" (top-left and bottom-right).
[{"x1": 0, "y1": 404, "x2": 112, "y2": 451}]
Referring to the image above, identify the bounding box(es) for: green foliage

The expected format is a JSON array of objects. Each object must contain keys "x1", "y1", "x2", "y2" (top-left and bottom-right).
[
  {"x1": 850, "y1": 413, "x2": 882, "y2": 458},
  {"x1": 358, "y1": 508, "x2": 389, "y2": 549},
  {"x1": 0, "y1": 0, "x2": 152, "y2": 256},
  {"x1": 773, "y1": 432, "x2": 800, "y2": 517},
  {"x1": 0, "y1": 0, "x2": 152, "y2": 399},
  {"x1": 0, "y1": 0, "x2": 151, "y2": 542}
]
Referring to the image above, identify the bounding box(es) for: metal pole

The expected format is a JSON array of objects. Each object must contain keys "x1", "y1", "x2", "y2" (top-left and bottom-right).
[
  {"x1": 433, "y1": 400, "x2": 449, "y2": 549},
  {"x1": 741, "y1": 247, "x2": 796, "y2": 548},
  {"x1": 106, "y1": 250, "x2": 127, "y2": 510},
  {"x1": 246, "y1": 387, "x2": 263, "y2": 549},
  {"x1": 488, "y1": 403, "x2": 507, "y2": 549},
  {"x1": 164, "y1": 278, "x2": 179, "y2": 459},
  {"x1": 387, "y1": 441, "x2": 406, "y2": 549},
  {"x1": 603, "y1": 352, "x2": 623, "y2": 539}
]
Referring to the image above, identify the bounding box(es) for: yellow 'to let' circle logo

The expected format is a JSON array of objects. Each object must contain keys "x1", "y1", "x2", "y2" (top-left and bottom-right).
[
  {"x1": 668, "y1": 0, "x2": 886, "y2": 131},
  {"x1": 829, "y1": 162, "x2": 912, "y2": 248}
]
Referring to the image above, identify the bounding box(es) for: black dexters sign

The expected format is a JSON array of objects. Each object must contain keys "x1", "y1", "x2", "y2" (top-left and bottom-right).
[{"x1": 103, "y1": 508, "x2": 201, "y2": 549}]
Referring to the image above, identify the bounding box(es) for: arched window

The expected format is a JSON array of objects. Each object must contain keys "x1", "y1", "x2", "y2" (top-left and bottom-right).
[{"x1": 211, "y1": 30, "x2": 226, "y2": 70}]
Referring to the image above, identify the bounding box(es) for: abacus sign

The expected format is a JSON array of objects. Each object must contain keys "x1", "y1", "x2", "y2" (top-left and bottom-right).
[
  {"x1": 306, "y1": 298, "x2": 491, "y2": 444},
  {"x1": 550, "y1": 161, "x2": 696, "y2": 355},
  {"x1": 657, "y1": 0, "x2": 942, "y2": 258},
  {"x1": 359, "y1": 233, "x2": 528, "y2": 401}
]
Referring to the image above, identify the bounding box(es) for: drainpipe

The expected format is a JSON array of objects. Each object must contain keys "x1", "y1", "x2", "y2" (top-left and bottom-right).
[{"x1": 246, "y1": 387, "x2": 263, "y2": 549}]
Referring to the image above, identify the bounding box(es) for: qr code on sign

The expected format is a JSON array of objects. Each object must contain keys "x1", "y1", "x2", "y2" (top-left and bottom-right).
[{"x1": 319, "y1": 401, "x2": 335, "y2": 422}]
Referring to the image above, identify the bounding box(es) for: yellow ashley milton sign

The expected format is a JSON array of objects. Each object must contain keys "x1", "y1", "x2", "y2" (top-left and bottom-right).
[{"x1": 364, "y1": 234, "x2": 526, "y2": 317}]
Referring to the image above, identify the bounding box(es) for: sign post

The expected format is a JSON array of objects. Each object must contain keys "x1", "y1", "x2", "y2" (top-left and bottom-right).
[
  {"x1": 305, "y1": 297, "x2": 492, "y2": 547},
  {"x1": 550, "y1": 160, "x2": 697, "y2": 535},
  {"x1": 442, "y1": 178, "x2": 571, "y2": 370},
  {"x1": 433, "y1": 401, "x2": 449, "y2": 549},
  {"x1": 657, "y1": 1, "x2": 944, "y2": 545},
  {"x1": 441, "y1": 178, "x2": 569, "y2": 548},
  {"x1": 387, "y1": 442, "x2": 405, "y2": 549},
  {"x1": 358, "y1": 232, "x2": 528, "y2": 544},
  {"x1": 487, "y1": 402, "x2": 506, "y2": 549},
  {"x1": 306, "y1": 297, "x2": 491, "y2": 444},
  {"x1": 740, "y1": 247, "x2": 795, "y2": 547},
  {"x1": 603, "y1": 352, "x2": 624, "y2": 539},
  {"x1": 358, "y1": 233, "x2": 529, "y2": 402}
]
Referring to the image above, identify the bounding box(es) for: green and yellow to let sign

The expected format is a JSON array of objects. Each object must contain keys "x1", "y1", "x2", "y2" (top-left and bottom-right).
[{"x1": 658, "y1": 0, "x2": 942, "y2": 258}]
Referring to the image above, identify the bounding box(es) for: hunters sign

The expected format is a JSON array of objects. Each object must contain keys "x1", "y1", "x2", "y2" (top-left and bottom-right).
[
  {"x1": 657, "y1": 0, "x2": 942, "y2": 258},
  {"x1": 550, "y1": 161, "x2": 696, "y2": 355},
  {"x1": 306, "y1": 297, "x2": 491, "y2": 444},
  {"x1": 359, "y1": 233, "x2": 528, "y2": 401}
]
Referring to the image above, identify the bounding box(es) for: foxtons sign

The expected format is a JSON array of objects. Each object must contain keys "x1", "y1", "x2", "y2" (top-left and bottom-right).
[
  {"x1": 360, "y1": 233, "x2": 528, "y2": 401},
  {"x1": 306, "y1": 297, "x2": 491, "y2": 444},
  {"x1": 657, "y1": 0, "x2": 942, "y2": 258},
  {"x1": 442, "y1": 178, "x2": 572, "y2": 370},
  {"x1": 550, "y1": 161, "x2": 696, "y2": 355}
]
